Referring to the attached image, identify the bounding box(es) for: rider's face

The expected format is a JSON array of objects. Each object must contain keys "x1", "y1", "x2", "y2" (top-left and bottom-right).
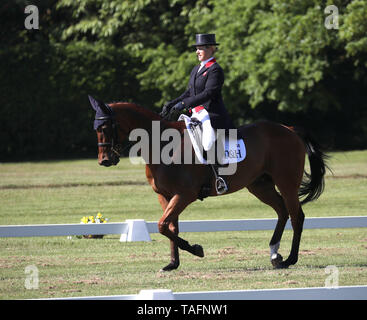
[{"x1": 196, "y1": 46, "x2": 215, "y2": 62}]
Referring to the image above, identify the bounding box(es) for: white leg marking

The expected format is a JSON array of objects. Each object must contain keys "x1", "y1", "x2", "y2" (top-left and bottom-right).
[{"x1": 270, "y1": 242, "x2": 280, "y2": 261}]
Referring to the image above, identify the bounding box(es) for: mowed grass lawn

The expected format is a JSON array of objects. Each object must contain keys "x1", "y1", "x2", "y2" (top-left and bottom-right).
[{"x1": 0, "y1": 150, "x2": 366, "y2": 299}]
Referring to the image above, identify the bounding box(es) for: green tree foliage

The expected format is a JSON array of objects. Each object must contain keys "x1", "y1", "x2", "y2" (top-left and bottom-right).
[
  {"x1": 0, "y1": 0, "x2": 366, "y2": 160},
  {"x1": 55, "y1": 0, "x2": 198, "y2": 106},
  {"x1": 1, "y1": 0, "x2": 145, "y2": 159},
  {"x1": 134, "y1": 0, "x2": 367, "y2": 147},
  {"x1": 165, "y1": 0, "x2": 367, "y2": 114}
]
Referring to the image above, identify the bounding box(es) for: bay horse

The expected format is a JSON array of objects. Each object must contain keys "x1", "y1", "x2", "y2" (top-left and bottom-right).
[{"x1": 89, "y1": 95, "x2": 328, "y2": 271}]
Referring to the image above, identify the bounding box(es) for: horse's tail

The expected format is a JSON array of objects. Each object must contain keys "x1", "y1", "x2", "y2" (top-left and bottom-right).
[{"x1": 292, "y1": 127, "x2": 329, "y2": 205}]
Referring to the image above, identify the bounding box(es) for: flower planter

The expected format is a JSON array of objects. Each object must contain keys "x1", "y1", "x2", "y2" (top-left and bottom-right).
[
  {"x1": 83, "y1": 234, "x2": 104, "y2": 239},
  {"x1": 79, "y1": 213, "x2": 109, "y2": 239}
]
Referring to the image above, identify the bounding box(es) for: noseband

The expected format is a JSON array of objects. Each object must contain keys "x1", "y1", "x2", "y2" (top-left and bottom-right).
[{"x1": 95, "y1": 115, "x2": 123, "y2": 157}]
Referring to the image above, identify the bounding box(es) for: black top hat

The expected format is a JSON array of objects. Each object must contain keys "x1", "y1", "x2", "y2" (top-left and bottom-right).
[{"x1": 193, "y1": 33, "x2": 219, "y2": 46}]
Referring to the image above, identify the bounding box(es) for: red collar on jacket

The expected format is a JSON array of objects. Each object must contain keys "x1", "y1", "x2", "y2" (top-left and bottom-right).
[{"x1": 205, "y1": 58, "x2": 216, "y2": 68}]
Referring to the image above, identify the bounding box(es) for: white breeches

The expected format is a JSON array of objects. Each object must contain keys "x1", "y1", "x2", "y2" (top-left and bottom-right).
[{"x1": 191, "y1": 108, "x2": 216, "y2": 151}]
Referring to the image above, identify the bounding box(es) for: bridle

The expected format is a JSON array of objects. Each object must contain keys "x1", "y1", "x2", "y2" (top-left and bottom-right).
[{"x1": 95, "y1": 114, "x2": 123, "y2": 157}]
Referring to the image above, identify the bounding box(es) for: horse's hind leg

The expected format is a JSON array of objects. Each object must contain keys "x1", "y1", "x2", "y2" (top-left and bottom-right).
[
  {"x1": 247, "y1": 175, "x2": 289, "y2": 267},
  {"x1": 276, "y1": 187, "x2": 305, "y2": 269}
]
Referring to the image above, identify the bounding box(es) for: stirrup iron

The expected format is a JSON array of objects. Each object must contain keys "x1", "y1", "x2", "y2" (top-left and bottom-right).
[
  {"x1": 215, "y1": 176, "x2": 228, "y2": 195},
  {"x1": 210, "y1": 164, "x2": 228, "y2": 195}
]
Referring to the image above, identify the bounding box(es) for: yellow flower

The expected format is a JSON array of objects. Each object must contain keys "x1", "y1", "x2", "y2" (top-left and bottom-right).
[
  {"x1": 80, "y1": 213, "x2": 108, "y2": 226},
  {"x1": 81, "y1": 216, "x2": 89, "y2": 224}
]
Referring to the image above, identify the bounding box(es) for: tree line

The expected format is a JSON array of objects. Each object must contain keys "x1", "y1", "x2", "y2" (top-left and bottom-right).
[{"x1": 1, "y1": 0, "x2": 366, "y2": 161}]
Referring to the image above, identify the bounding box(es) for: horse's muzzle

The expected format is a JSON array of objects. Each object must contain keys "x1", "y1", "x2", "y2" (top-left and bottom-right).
[
  {"x1": 99, "y1": 154, "x2": 120, "y2": 167},
  {"x1": 99, "y1": 159, "x2": 112, "y2": 167}
]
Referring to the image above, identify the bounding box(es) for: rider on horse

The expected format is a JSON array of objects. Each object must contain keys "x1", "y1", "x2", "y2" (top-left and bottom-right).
[{"x1": 160, "y1": 33, "x2": 235, "y2": 194}]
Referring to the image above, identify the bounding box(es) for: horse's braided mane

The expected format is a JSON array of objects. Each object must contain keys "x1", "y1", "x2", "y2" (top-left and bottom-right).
[
  {"x1": 107, "y1": 100, "x2": 147, "y2": 110},
  {"x1": 107, "y1": 100, "x2": 185, "y2": 131},
  {"x1": 108, "y1": 100, "x2": 157, "y2": 114}
]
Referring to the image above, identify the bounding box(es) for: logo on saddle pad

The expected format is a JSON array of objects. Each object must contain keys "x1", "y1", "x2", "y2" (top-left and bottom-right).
[
  {"x1": 225, "y1": 145, "x2": 244, "y2": 160},
  {"x1": 178, "y1": 112, "x2": 246, "y2": 165}
]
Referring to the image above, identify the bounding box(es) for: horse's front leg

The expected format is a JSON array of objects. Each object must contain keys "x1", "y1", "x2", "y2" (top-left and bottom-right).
[
  {"x1": 158, "y1": 194, "x2": 204, "y2": 272},
  {"x1": 160, "y1": 219, "x2": 180, "y2": 272},
  {"x1": 157, "y1": 194, "x2": 180, "y2": 272}
]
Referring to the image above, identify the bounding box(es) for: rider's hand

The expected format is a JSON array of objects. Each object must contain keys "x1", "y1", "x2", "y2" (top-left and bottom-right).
[
  {"x1": 160, "y1": 105, "x2": 170, "y2": 118},
  {"x1": 160, "y1": 102, "x2": 175, "y2": 118},
  {"x1": 170, "y1": 101, "x2": 185, "y2": 114}
]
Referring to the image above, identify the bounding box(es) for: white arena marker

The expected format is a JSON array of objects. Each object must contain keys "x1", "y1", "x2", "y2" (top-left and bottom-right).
[
  {"x1": 137, "y1": 289, "x2": 174, "y2": 300},
  {"x1": 120, "y1": 219, "x2": 151, "y2": 242}
]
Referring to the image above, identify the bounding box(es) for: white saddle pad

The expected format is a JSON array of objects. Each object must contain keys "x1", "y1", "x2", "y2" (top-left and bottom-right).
[{"x1": 178, "y1": 114, "x2": 246, "y2": 165}]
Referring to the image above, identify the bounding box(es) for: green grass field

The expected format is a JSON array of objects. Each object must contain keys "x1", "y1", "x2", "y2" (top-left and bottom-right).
[{"x1": 0, "y1": 150, "x2": 366, "y2": 299}]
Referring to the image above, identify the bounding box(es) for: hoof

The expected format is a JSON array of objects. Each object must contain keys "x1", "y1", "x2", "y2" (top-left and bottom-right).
[
  {"x1": 160, "y1": 262, "x2": 179, "y2": 272},
  {"x1": 192, "y1": 244, "x2": 204, "y2": 257},
  {"x1": 271, "y1": 253, "x2": 284, "y2": 269},
  {"x1": 279, "y1": 258, "x2": 297, "y2": 269}
]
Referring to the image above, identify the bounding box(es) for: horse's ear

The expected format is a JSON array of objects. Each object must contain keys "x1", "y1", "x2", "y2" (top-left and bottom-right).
[
  {"x1": 88, "y1": 95, "x2": 101, "y2": 112},
  {"x1": 88, "y1": 95, "x2": 112, "y2": 115}
]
